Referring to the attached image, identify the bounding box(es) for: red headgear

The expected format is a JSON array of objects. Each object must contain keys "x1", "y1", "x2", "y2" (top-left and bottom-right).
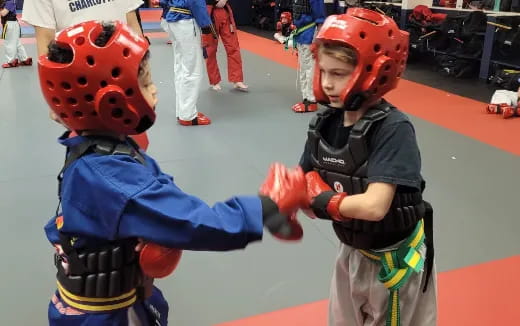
[
  {"x1": 280, "y1": 12, "x2": 293, "y2": 23},
  {"x1": 313, "y1": 8, "x2": 409, "y2": 111},
  {"x1": 38, "y1": 20, "x2": 155, "y2": 135}
]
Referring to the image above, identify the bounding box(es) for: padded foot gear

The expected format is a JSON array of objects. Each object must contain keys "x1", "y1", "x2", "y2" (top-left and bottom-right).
[
  {"x1": 233, "y1": 82, "x2": 249, "y2": 92},
  {"x1": 2, "y1": 59, "x2": 19, "y2": 68},
  {"x1": 210, "y1": 84, "x2": 222, "y2": 91},
  {"x1": 178, "y1": 112, "x2": 211, "y2": 126},
  {"x1": 20, "y1": 58, "x2": 32, "y2": 66},
  {"x1": 292, "y1": 100, "x2": 317, "y2": 113}
]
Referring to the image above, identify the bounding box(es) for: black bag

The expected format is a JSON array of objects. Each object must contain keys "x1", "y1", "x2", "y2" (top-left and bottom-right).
[
  {"x1": 461, "y1": 11, "x2": 487, "y2": 38},
  {"x1": 430, "y1": 15, "x2": 464, "y2": 51},
  {"x1": 494, "y1": 17, "x2": 520, "y2": 60},
  {"x1": 488, "y1": 68, "x2": 520, "y2": 90},
  {"x1": 436, "y1": 55, "x2": 479, "y2": 78}
]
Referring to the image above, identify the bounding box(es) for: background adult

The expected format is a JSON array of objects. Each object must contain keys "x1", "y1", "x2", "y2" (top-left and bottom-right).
[{"x1": 22, "y1": 0, "x2": 144, "y2": 56}]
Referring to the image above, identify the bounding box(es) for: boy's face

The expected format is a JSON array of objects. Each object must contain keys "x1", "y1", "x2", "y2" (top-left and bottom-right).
[
  {"x1": 318, "y1": 53, "x2": 355, "y2": 108},
  {"x1": 138, "y1": 60, "x2": 158, "y2": 110}
]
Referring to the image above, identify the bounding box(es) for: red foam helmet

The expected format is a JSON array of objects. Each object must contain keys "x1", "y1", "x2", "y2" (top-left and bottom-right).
[
  {"x1": 38, "y1": 20, "x2": 156, "y2": 135},
  {"x1": 312, "y1": 8, "x2": 409, "y2": 111}
]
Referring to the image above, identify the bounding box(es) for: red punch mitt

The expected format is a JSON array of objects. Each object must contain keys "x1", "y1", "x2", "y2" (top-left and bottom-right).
[
  {"x1": 259, "y1": 163, "x2": 307, "y2": 241},
  {"x1": 139, "y1": 243, "x2": 183, "y2": 278},
  {"x1": 259, "y1": 162, "x2": 307, "y2": 214}
]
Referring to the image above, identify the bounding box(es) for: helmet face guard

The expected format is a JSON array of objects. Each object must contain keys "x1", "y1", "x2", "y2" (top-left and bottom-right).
[
  {"x1": 312, "y1": 8, "x2": 409, "y2": 111},
  {"x1": 38, "y1": 20, "x2": 155, "y2": 135}
]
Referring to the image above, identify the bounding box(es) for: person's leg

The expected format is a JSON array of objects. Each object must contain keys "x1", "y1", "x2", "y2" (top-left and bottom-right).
[
  {"x1": 292, "y1": 43, "x2": 317, "y2": 112},
  {"x1": 204, "y1": 6, "x2": 222, "y2": 89},
  {"x1": 13, "y1": 22, "x2": 31, "y2": 65},
  {"x1": 217, "y1": 7, "x2": 247, "y2": 91},
  {"x1": 300, "y1": 44, "x2": 316, "y2": 103},
  {"x1": 165, "y1": 22, "x2": 182, "y2": 118},
  {"x1": 160, "y1": 18, "x2": 172, "y2": 44},
  {"x1": 169, "y1": 19, "x2": 210, "y2": 125},
  {"x1": 329, "y1": 243, "x2": 373, "y2": 326},
  {"x1": 2, "y1": 22, "x2": 19, "y2": 67}
]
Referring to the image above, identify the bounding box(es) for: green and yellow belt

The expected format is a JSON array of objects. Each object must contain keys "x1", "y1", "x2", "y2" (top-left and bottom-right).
[
  {"x1": 359, "y1": 219, "x2": 426, "y2": 326},
  {"x1": 284, "y1": 22, "x2": 316, "y2": 50}
]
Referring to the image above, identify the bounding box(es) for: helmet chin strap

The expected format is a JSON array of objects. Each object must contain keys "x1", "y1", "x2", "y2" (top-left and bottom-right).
[{"x1": 342, "y1": 92, "x2": 368, "y2": 111}]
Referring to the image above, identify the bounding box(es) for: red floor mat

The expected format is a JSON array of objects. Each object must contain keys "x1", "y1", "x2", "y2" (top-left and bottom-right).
[{"x1": 216, "y1": 255, "x2": 520, "y2": 326}]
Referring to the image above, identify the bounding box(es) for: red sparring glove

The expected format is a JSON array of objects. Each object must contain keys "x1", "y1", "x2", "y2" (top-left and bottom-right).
[
  {"x1": 276, "y1": 21, "x2": 282, "y2": 32},
  {"x1": 139, "y1": 242, "x2": 183, "y2": 278},
  {"x1": 259, "y1": 163, "x2": 307, "y2": 241},
  {"x1": 486, "y1": 103, "x2": 510, "y2": 114},
  {"x1": 502, "y1": 106, "x2": 520, "y2": 119},
  {"x1": 304, "y1": 171, "x2": 347, "y2": 221}
]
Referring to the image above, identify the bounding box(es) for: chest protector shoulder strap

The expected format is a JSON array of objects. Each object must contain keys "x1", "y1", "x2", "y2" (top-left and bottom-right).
[
  {"x1": 54, "y1": 132, "x2": 146, "y2": 313},
  {"x1": 307, "y1": 106, "x2": 391, "y2": 180}
]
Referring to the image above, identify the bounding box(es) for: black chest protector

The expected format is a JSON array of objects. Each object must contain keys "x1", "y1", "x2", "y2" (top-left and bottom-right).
[
  {"x1": 307, "y1": 107, "x2": 425, "y2": 249},
  {"x1": 54, "y1": 133, "x2": 147, "y2": 312},
  {"x1": 293, "y1": 0, "x2": 311, "y2": 20}
]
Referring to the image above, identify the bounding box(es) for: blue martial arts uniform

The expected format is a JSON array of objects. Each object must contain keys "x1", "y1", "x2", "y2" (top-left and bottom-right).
[
  {"x1": 46, "y1": 134, "x2": 264, "y2": 325},
  {"x1": 294, "y1": 0, "x2": 326, "y2": 45},
  {"x1": 161, "y1": 0, "x2": 212, "y2": 28}
]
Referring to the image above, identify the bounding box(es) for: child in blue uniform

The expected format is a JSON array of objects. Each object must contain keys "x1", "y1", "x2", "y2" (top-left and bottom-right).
[
  {"x1": 38, "y1": 20, "x2": 307, "y2": 325},
  {"x1": 290, "y1": 0, "x2": 325, "y2": 113}
]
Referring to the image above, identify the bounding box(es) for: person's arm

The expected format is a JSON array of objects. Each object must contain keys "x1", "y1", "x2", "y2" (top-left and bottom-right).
[
  {"x1": 189, "y1": 0, "x2": 214, "y2": 32},
  {"x1": 305, "y1": 120, "x2": 422, "y2": 222},
  {"x1": 60, "y1": 157, "x2": 306, "y2": 249},
  {"x1": 119, "y1": 164, "x2": 307, "y2": 249},
  {"x1": 35, "y1": 26, "x2": 56, "y2": 56},
  {"x1": 337, "y1": 182, "x2": 396, "y2": 221},
  {"x1": 22, "y1": 0, "x2": 57, "y2": 55},
  {"x1": 1, "y1": 0, "x2": 14, "y2": 17},
  {"x1": 126, "y1": 10, "x2": 144, "y2": 36}
]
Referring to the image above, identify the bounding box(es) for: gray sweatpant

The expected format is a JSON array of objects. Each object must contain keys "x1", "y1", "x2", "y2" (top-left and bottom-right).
[
  {"x1": 296, "y1": 43, "x2": 315, "y2": 102},
  {"x1": 1, "y1": 20, "x2": 28, "y2": 63},
  {"x1": 329, "y1": 242, "x2": 437, "y2": 326}
]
